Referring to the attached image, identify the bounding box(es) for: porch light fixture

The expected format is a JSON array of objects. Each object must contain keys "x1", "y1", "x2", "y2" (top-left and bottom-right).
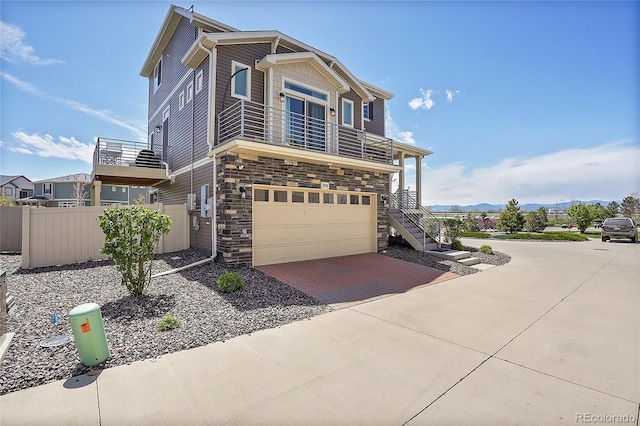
[
  {"x1": 329, "y1": 107, "x2": 336, "y2": 117},
  {"x1": 155, "y1": 124, "x2": 162, "y2": 133},
  {"x1": 279, "y1": 92, "x2": 285, "y2": 103}
]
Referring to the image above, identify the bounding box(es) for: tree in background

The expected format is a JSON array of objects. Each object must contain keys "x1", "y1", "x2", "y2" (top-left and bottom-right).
[
  {"x1": 464, "y1": 213, "x2": 480, "y2": 232},
  {"x1": 568, "y1": 203, "x2": 597, "y2": 233},
  {"x1": 536, "y1": 206, "x2": 548, "y2": 224},
  {"x1": 525, "y1": 210, "x2": 547, "y2": 233},
  {"x1": 592, "y1": 202, "x2": 606, "y2": 220},
  {"x1": 604, "y1": 201, "x2": 620, "y2": 218},
  {"x1": 0, "y1": 195, "x2": 14, "y2": 206},
  {"x1": 498, "y1": 199, "x2": 525, "y2": 233},
  {"x1": 621, "y1": 193, "x2": 640, "y2": 220},
  {"x1": 72, "y1": 180, "x2": 89, "y2": 207}
]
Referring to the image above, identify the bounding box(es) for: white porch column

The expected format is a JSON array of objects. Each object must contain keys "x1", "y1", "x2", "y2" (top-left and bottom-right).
[{"x1": 415, "y1": 155, "x2": 422, "y2": 208}]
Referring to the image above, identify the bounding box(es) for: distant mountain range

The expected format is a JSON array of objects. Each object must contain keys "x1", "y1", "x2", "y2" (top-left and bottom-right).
[{"x1": 430, "y1": 200, "x2": 611, "y2": 212}]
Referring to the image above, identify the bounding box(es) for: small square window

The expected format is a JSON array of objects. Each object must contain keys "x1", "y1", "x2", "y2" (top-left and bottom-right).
[
  {"x1": 362, "y1": 195, "x2": 371, "y2": 205},
  {"x1": 308, "y1": 192, "x2": 320, "y2": 203},
  {"x1": 323, "y1": 193, "x2": 334, "y2": 204},
  {"x1": 292, "y1": 191, "x2": 304, "y2": 203},
  {"x1": 195, "y1": 70, "x2": 204, "y2": 94},
  {"x1": 274, "y1": 190, "x2": 287, "y2": 202},
  {"x1": 122, "y1": 187, "x2": 126, "y2": 193},
  {"x1": 5, "y1": 188, "x2": 13, "y2": 196},
  {"x1": 186, "y1": 82, "x2": 193, "y2": 103},
  {"x1": 350, "y1": 195, "x2": 359, "y2": 205},
  {"x1": 112, "y1": 186, "x2": 116, "y2": 192},
  {"x1": 254, "y1": 189, "x2": 269, "y2": 201},
  {"x1": 337, "y1": 194, "x2": 347, "y2": 205},
  {"x1": 179, "y1": 91, "x2": 185, "y2": 110}
]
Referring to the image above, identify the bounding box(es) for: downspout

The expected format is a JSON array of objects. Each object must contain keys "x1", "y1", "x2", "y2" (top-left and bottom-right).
[{"x1": 196, "y1": 40, "x2": 218, "y2": 257}]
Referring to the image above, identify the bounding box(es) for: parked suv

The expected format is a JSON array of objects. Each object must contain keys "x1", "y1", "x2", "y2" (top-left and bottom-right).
[{"x1": 601, "y1": 217, "x2": 638, "y2": 243}]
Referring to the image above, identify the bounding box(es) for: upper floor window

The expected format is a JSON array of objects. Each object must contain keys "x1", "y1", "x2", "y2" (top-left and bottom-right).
[
  {"x1": 195, "y1": 70, "x2": 204, "y2": 94},
  {"x1": 186, "y1": 82, "x2": 193, "y2": 103},
  {"x1": 179, "y1": 91, "x2": 185, "y2": 110},
  {"x1": 43, "y1": 183, "x2": 52, "y2": 195},
  {"x1": 342, "y1": 99, "x2": 354, "y2": 127},
  {"x1": 231, "y1": 61, "x2": 250, "y2": 101},
  {"x1": 363, "y1": 102, "x2": 373, "y2": 120},
  {"x1": 153, "y1": 58, "x2": 162, "y2": 93},
  {"x1": 163, "y1": 106, "x2": 170, "y2": 121},
  {"x1": 4, "y1": 187, "x2": 13, "y2": 196}
]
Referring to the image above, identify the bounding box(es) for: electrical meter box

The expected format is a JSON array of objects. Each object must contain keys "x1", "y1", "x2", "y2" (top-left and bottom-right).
[
  {"x1": 200, "y1": 185, "x2": 209, "y2": 218},
  {"x1": 187, "y1": 193, "x2": 196, "y2": 211}
]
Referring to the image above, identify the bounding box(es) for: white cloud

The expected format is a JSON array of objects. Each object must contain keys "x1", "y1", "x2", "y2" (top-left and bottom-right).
[
  {"x1": 409, "y1": 89, "x2": 435, "y2": 110},
  {"x1": 397, "y1": 131, "x2": 416, "y2": 145},
  {"x1": 445, "y1": 90, "x2": 461, "y2": 102},
  {"x1": 10, "y1": 131, "x2": 94, "y2": 164},
  {"x1": 385, "y1": 105, "x2": 418, "y2": 146},
  {"x1": 422, "y1": 141, "x2": 640, "y2": 206},
  {"x1": 1, "y1": 72, "x2": 146, "y2": 140},
  {"x1": 0, "y1": 21, "x2": 64, "y2": 65}
]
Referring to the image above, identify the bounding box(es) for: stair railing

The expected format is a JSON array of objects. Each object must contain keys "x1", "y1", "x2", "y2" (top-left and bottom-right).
[{"x1": 387, "y1": 190, "x2": 442, "y2": 248}]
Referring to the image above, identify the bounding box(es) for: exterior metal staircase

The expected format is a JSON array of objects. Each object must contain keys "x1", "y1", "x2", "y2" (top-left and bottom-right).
[{"x1": 387, "y1": 190, "x2": 442, "y2": 251}]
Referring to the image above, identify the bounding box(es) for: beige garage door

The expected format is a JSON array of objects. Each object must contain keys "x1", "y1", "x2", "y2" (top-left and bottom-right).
[{"x1": 253, "y1": 186, "x2": 376, "y2": 266}]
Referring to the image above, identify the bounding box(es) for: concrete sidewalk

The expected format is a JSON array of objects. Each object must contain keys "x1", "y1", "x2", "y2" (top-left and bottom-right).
[{"x1": 1, "y1": 239, "x2": 638, "y2": 425}]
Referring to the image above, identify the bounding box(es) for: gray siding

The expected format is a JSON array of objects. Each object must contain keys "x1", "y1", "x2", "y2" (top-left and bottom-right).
[
  {"x1": 364, "y1": 97, "x2": 385, "y2": 137},
  {"x1": 129, "y1": 186, "x2": 148, "y2": 204},
  {"x1": 100, "y1": 185, "x2": 129, "y2": 203},
  {"x1": 339, "y1": 90, "x2": 363, "y2": 131},
  {"x1": 53, "y1": 182, "x2": 75, "y2": 200}
]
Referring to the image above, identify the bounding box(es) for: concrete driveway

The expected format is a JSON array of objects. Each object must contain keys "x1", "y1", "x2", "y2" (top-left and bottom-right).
[{"x1": 1, "y1": 238, "x2": 638, "y2": 425}]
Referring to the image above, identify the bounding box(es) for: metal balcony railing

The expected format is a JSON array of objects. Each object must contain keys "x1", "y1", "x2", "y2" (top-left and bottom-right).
[
  {"x1": 388, "y1": 189, "x2": 443, "y2": 248},
  {"x1": 93, "y1": 137, "x2": 163, "y2": 169},
  {"x1": 217, "y1": 100, "x2": 393, "y2": 164}
]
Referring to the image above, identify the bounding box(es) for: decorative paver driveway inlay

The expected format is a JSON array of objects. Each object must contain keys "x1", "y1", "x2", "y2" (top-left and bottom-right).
[{"x1": 257, "y1": 253, "x2": 459, "y2": 308}]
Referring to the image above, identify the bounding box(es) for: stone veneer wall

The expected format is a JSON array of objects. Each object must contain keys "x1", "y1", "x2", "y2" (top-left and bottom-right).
[{"x1": 216, "y1": 152, "x2": 390, "y2": 265}]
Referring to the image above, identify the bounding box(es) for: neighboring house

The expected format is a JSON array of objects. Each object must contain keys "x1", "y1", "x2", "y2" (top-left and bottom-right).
[
  {"x1": 34, "y1": 173, "x2": 148, "y2": 207},
  {"x1": 91, "y1": 4, "x2": 432, "y2": 267},
  {"x1": 0, "y1": 175, "x2": 33, "y2": 203}
]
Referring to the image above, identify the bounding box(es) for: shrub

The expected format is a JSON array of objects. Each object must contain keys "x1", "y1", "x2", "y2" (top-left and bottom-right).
[
  {"x1": 217, "y1": 272, "x2": 245, "y2": 293},
  {"x1": 464, "y1": 214, "x2": 480, "y2": 232},
  {"x1": 498, "y1": 199, "x2": 525, "y2": 233},
  {"x1": 568, "y1": 203, "x2": 597, "y2": 233},
  {"x1": 479, "y1": 244, "x2": 493, "y2": 254},
  {"x1": 157, "y1": 314, "x2": 181, "y2": 331},
  {"x1": 450, "y1": 240, "x2": 464, "y2": 251},
  {"x1": 98, "y1": 205, "x2": 171, "y2": 296},
  {"x1": 444, "y1": 218, "x2": 465, "y2": 242},
  {"x1": 525, "y1": 210, "x2": 546, "y2": 233}
]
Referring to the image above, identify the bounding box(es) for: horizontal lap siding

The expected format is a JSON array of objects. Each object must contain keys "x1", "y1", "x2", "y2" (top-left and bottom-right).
[
  {"x1": 365, "y1": 97, "x2": 385, "y2": 137},
  {"x1": 193, "y1": 59, "x2": 210, "y2": 160},
  {"x1": 339, "y1": 90, "x2": 363, "y2": 131}
]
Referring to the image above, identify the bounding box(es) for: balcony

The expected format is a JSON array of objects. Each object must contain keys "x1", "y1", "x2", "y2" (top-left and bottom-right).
[
  {"x1": 92, "y1": 137, "x2": 170, "y2": 187},
  {"x1": 217, "y1": 100, "x2": 394, "y2": 165}
]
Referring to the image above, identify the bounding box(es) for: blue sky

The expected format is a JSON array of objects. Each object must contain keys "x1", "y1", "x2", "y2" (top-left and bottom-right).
[{"x1": 1, "y1": 1, "x2": 638, "y2": 205}]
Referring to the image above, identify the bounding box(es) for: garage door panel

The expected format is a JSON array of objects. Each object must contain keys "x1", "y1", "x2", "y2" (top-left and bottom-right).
[{"x1": 253, "y1": 187, "x2": 376, "y2": 266}]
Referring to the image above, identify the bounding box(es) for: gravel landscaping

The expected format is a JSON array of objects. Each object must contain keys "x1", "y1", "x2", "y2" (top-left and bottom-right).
[
  {"x1": 0, "y1": 242, "x2": 510, "y2": 395},
  {"x1": 0, "y1": 250, "x2": 330, "y2": 395}
]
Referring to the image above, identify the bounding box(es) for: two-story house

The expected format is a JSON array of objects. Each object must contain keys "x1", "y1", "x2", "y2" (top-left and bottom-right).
[
  {"x1": 94, "y1": 4, "x2": 433, "y2": 267},
  {"x1": 0, "y1": 175, "x2": 33, "y2": 203}
]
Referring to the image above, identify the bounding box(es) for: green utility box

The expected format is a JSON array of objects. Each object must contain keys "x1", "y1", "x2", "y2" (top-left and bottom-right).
[{"x1": 69, "y1": 303, "x2": 109, "y2": 366}]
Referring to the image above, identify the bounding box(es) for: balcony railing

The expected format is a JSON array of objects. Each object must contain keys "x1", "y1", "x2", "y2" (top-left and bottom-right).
[
  {"x1": 93, "y1": 137, "x2": 163, "y2": 169},
  {"x1": 217, "y1": 100, "x2": 393, "y2": 164}
]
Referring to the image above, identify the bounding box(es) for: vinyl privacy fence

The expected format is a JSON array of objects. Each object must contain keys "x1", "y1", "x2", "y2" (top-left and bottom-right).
[
  {"x1": 21, "y1": 204, "x2": 189, "y2": 269},
  {"x1": 0, "y1": 206, "x2": 22, "y2": 252}
]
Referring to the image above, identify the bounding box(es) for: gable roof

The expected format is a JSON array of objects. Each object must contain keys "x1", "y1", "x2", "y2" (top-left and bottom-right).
[
  {"x1": 32, "y1": 173, "x2": 91, "y2": 183},
  {"x1": 0, "y1": 175, "x2": 32, "y2": 188},
  {"x1": 140, "y1": 5, "x2": 237, "y2": 77}
]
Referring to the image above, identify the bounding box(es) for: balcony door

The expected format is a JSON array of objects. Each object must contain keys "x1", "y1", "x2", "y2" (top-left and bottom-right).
[{"x1": 283, "y1": 81, "x2": 328, "y2": 152}]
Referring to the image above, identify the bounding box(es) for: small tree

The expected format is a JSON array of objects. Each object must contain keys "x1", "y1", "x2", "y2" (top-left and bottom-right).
[
  {"x1": 464, "y1": 213, "x2": 480, "y2": 232},
  {"x1": 525, "y1": 210, "x2": 546, "y2": 233},
  {"x1": 621, "y1": 193, "x2": 640, "y2": 220},
  {"x1": 98, "y1": 205, "x2": 171, "y2": 296},
  {"x1": 443, "y1": 218, "x2": 465, "y2": 243},
  {"x1": 536, "y1": 206, "x2": 548, "y2": 224},
  {"x1": 0, "y1": 195, "x2": 14, "y2": 206},
  {"x1": 567, "y1": 203, "x2": 596, "y2": 233},
  {"x1": 605, "y1": 201, "x2": 620, "y2": 218},
  {"x1": 72, "y1": 180, "x2": 89, "y2": 207},
  {"x1": 497, "y1": 199, "x2": 525, "y2": 233}
]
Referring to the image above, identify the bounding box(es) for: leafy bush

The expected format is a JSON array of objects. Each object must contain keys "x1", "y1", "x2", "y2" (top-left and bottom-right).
[
  {"x1": 98, "y1": 205, "x2": 172, "y2": 296},
  {"x1": 568, "y1": 203, "x2": 597, "y2": 233},
  {"x1": 494, "y1": 232, "x2": 589, "y2": 241},
  {"x1": 460, "y1": 232, "x2": 491, "y2": 239},
  {"x1": 479, "y1": 244, "x2": 493, "y2": 254},
  {"x1": 450, "y1": 240, "x2": 464, "y2": 251},
  {"x1": 217, "y1": 272, "x2": 245, "y2": 293},
  {"x1": 464, "y1": 214, "x2": 481, "y2": 232},
  {"x1": 157, "y1": 314, "x2": 181, "y2": 331},
  {"x1": 0, "y1": 195, "x2": 14, "y2": 206},
  {"x1": 525, "y1": 210, "x2": 547, "y2": 233},
  {"x1": 498, "y1": 199, "x2": 525, "y2": 233},
  {"x1": 444, "y1": 218, "x2": 465, "y2": 242}
]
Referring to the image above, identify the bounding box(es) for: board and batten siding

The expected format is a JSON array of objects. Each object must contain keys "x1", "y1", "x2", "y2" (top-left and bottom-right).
[{"x1": 21, "y1": 204, "x2": 189, "y2": 269}]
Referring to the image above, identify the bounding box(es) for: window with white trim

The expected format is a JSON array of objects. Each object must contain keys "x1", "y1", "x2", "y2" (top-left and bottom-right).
[
  {"x1": 195, "y1": 70, "x2": 204, "y2": 94},
  {"x1": 153, "y1": 58, "x2": 162, "y2": 93},
  {"x1": 163, "y1": 106, "x2": 170, "y2": 121},
  {"x1": 186, "y1": 82, "x2": 193, "y2": 103},
  {"x1": 179, "y1": 91, "x2": 185, "y2": 110},
  {"x1": 4, "y1": 187, "x2": 13, "y2": 196},
  {"x1": 43, "y1": 183, "x2": 52, "y2": 195},
  {"x1": 231, "y1": 61, "x2": 250, "y2": 101},
  {"x1": 363, "y1": 102, "x2": 373, "y2": 121},
  {"x1": 342, "y1": 99, "x2": 354, "y2": 127}
]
